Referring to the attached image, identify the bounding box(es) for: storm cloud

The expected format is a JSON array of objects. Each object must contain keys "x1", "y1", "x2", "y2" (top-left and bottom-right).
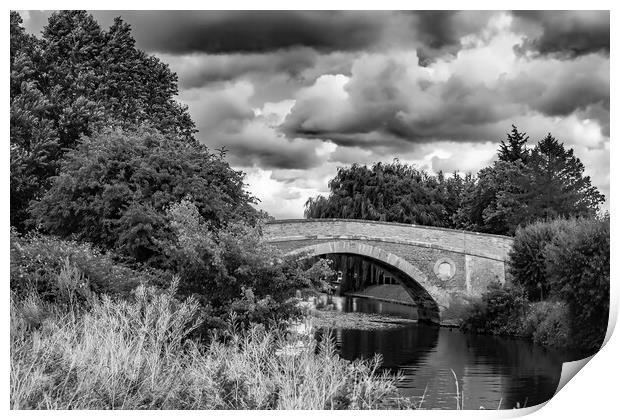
[
  {"x1": 21, "y1": 10, "x2": 609, "y2": 59},
  {"x1": 281, "y1": 43, "x2": 609, "y2": 148},
  {"x1": 19, "y1": 10, "x2": 610, "y2": 218},
  {"x1": 24, "y1": 10, "x2": 499, "y2": 57},
  {"x1": 512, "y1": 10, "x2": 609, "y2": 57},
  {"x1": 93, "y1": 10, "x2": 388, "y2": 54}
]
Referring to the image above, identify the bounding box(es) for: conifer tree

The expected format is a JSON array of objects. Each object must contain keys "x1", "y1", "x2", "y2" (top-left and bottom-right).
[
  {"x1": 498, "y1": 124, "x2": 529, "y2": 163},
  {"x1": 521, "y1": 134, "x2": 604, "y2": 220}
]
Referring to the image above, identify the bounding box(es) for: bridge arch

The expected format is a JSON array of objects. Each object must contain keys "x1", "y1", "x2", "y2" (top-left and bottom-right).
[
  {"x1": 287, "y1": 240, "x2": 449, "y2": 324},
  {"x1": 265, "y1": 219, "x2": 514, "y2": 325}
]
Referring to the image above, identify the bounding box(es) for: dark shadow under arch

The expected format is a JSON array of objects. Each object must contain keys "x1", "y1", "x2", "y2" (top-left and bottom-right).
[{"x1": 288, "y1": 241, "x2": 444, "y2": 323}]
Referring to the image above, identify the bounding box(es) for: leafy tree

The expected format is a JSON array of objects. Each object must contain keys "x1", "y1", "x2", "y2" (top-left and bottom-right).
[
  {"x1": 305, "y1": 161, "x2": 460, "y2": 228},
  {"x1": 545, "y1": 217, "x2": 610, "y2": 354},
  {"x1": 10, "y1": 81, "x2": 59, "y2": 229},
  {"x1": 30, "y1": 128, "x2": 258, "y2": 265},
  {"x1": 36, "y1": 11, "x2": 196, "y2": 147},
  {"x1": 508, "y1": 219, "x2": 577, "y2": 300},
  {"x1": 10, "y1": 11, "x2": 196, "y2": 230},
  {"x1": 10, "y1": 12, "x2": 40, "y2": 95},
  {"x1": 39, "y1": 11, "x2": 109, "y2": 148},
  {"x1": 456, "y1": 132, "x2": 604, "y2": 235},
  {"x1": 439, "y1": 171, "x2": 466, "y2": 224},
  {"x1": 455, "y1": 161, "x2": 529, "y2": 235},
  {"x1": 455, "y1": 126, "x2": 530, "y2": 235},
  {"x1": 10, "y1": 12, "x2": 57, "y2": 229}
]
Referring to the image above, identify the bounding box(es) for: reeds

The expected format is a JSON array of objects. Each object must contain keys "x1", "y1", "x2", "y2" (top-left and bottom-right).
[
  {"x1": 10, "y1": 279, "x2": 411, "y2": 409},
  {"x1": 450, "y1": 369, "x2": 465, "y2": 410}
]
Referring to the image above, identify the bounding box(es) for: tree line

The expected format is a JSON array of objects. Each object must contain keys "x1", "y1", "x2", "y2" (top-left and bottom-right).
[
  {"x1": 305, "y1": 125, "x2": 605, "y2": 235},
  {"x1": 10, "y1": 11, "x2": 327, "y2": 330}
]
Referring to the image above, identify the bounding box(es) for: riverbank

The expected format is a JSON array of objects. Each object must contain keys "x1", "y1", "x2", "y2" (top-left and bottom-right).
[
  {"x1": 10, "y1": 285, "x2": 417, "y2": 409},
  {"x1": 308, "y1": 307, "x2": 417, "y2": 330}
]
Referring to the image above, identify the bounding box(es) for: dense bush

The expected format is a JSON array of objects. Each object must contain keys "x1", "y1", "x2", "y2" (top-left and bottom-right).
[
  {"x1": 462, "y1": 285, "x2": 572, "y2": 348},
  {"x1": 465, "y1": 217, "x2": 609, "y2": 353},
  {"x1": 29, "y1": 127, "x2": 258, "y2": 265},
  {"x1": 523, "y1": 301, "x2": 570, "y2": 348},
  {"x1": 461, "y1": 281, "x2": 528, "y2": 336},
  {"x1": 10, "y1": 283, "x2": 411, "y2": 409},
  {"x1": 10, "y1": 230, "x2": 165, "y2": 307},
  {"x1": 545, "y1": 218, "x2": 610, "y2": 353},
  {"x1": 165, "y1": 198, "x2": 331, "y2": 329},
  {"x1": 15, "y1": 193, "x2": 329, "y2": 334},
  {"x1": 508, "y1": 219, "x2": 577, "y2": 300}
]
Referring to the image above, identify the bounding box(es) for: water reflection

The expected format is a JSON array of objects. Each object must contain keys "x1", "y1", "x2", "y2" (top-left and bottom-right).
[
  {"x1": 314, "y1": 295, "x2": 572, "y2": 409},
  {"x1": 315, "y1": 294, "x2": 418, "y2": 320}
]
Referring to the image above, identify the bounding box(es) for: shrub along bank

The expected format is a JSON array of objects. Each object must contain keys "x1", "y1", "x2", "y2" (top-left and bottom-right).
[
  {"x1": 10, "y1": 230, "x2": 412, "y2": 409},
  {"x1": 461, "y1": 217, "x2": 609, "y2": 355},
  {"x1": 11, "y1": 228, "x2": 338, "y2": 332}
]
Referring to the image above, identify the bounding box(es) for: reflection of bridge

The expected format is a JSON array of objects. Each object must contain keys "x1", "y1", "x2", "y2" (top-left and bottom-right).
[{"x1": 264, "y1": 219, "x2": 514, "y2": 325}]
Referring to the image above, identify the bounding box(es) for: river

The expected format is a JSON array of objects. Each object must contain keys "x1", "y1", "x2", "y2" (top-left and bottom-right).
[{"x1": 313, "y1": 294, "x2": 576, "y2": 409}]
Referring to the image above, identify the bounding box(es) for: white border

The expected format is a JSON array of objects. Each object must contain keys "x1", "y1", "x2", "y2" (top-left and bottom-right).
[{"x1": 2, "y1": 2, "x2": 617, "y2": 419}]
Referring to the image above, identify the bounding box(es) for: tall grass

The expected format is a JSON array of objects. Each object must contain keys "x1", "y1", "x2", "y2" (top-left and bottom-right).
[{"x1": 10, "y1": 276, "x2": 412, "y2": 409}]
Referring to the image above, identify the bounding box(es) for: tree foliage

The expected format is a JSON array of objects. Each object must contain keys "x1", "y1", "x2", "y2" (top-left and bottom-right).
[
  {"x1": 30, "y1": 128, "x2": 258, "y2": 265},
  {"x1": 11, "y1": 11, "x2": 334, "y2": 334},
  {"x1": 305, "y1": 161, "x2": 465, "y2": 228},
  {"x1": 306, "y1": 126, "x2": 605, "y2": 236},
  {"x1": 506, "y1": 217, "x2": 609, "y2": 353},
  {"x1": 10, "y1": 11, "x2": 196, "y2": 230},
  {"x1": 545, "y1": 217, "x2": 610, "y2": 353},
  {"x1": 454, "y1": 161, "x2": 528, "y2": 234},
  {"x1": 508, "y1": 219, "x2": 576, "y2": 300},
  {"x1": 520, "y1": 134, "x2": 604, "y2": 221},
  {"x1": 461, "y1": 133, "x2": 604, "y2": 235},
  {"x1": 164, "y1": 199, "x2": 330, "y2": 329},
  {"x1": 460, "y1": 281, "x2": 528, "y2": 336},
  {"x1": 523, "y1": 301, "x2": 570, "y2": 348},
  {"x1": 498, "y1": 124, "x2": 529, "y2": 163}
]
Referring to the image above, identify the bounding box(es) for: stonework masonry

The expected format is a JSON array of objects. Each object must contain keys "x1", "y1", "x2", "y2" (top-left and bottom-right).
[
  {"x1": 264, "y1": 219, "x2": 514, "y2": 325},
  {"x1": 264, "y1": 219, "x2": 512, "y2": 261}
]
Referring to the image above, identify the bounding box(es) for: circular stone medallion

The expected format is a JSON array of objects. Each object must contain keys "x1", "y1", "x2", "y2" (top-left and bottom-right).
[{"x1": 433, "y1": 258, "x2": 456, "y2": 280}]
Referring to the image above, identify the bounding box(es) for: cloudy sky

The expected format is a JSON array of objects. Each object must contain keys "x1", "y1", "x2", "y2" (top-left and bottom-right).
[{"x1": 21, "y1": 10, "x2": 610, "y2": 218}]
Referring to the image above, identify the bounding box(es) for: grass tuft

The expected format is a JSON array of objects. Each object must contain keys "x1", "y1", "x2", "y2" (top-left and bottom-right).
[{"x1": 11, "y1": 279, "x2": 412, "y2": 409}]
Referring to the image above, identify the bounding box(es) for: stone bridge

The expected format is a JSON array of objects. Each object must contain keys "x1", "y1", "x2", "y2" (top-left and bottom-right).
[{"x1": 263, "y1": 219, "x2": 513, "y2": 325}]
